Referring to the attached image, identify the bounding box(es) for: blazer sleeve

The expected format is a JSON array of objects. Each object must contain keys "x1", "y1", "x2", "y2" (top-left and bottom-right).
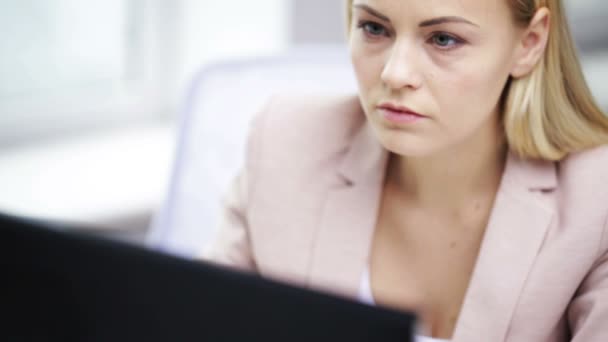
[
  {"x1": 197, "y1": 99, "x2": 271, "y2": 272},
  {"x1": 567, "y1": 213, "x2": 608, "y2": 341}
]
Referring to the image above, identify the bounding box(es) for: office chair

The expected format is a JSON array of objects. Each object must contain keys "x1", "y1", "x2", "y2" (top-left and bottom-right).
[{"x1": 147, "y1": 45, "x2": 358, "y2": 257}]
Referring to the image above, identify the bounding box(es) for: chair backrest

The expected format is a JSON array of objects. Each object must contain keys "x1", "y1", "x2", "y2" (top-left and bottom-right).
[{"x1": 147, "y1": 45, "x2": 358, "y2": 257}]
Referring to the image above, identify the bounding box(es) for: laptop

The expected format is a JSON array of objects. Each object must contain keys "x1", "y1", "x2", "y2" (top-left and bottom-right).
[{"x1": 0, "y1": 212, "x2": 416, "y2": 341}]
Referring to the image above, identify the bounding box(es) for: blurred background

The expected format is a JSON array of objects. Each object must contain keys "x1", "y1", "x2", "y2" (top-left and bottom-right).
[{"x1": 0, "y1": 0, "x2": 607, "y2": 246}]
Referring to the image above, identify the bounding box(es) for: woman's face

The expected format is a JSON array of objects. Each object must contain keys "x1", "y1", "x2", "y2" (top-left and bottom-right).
[{"x1": 349, "y1": 0, "x2": 524, "y2": 157}]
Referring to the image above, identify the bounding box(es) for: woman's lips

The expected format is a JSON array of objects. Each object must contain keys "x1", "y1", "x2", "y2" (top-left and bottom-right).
[{"x1": 377, "y1": 103, "x2": 427, "y2": 124}]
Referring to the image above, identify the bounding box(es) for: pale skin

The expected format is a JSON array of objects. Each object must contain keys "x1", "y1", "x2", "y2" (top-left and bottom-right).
[{"x1": 349, "y1": 0, "x2": 550, "y2": 338}]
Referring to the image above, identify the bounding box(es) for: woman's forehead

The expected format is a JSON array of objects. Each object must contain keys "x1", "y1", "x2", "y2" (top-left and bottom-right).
[{"x1": 351, "y1": 0, "x2": 507, "y2": 26}]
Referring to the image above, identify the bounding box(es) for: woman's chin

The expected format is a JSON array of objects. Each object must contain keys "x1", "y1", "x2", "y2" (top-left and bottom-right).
[{"x1": 374, "y1": 129, "x2": 438, "y2": 158}]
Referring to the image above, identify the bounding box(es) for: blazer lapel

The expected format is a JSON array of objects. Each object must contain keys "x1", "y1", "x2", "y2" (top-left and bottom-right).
[
  {"x1": 307, "y1": 120, "x2": 388, "y2": 299},
  {"x1": 306, "y1": 102, "x2": 558, "y2": 342},
  {"x1": 452, "y1": 153, "x2": 557, "y2": 342}
]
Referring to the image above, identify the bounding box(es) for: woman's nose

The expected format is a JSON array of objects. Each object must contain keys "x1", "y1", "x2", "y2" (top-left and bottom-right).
[{"x1": 380, "y1": 42, "x2": 423, "y2": 91}]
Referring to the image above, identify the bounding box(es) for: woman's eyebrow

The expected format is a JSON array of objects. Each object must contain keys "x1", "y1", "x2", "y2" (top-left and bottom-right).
[
  {"x1": 352, "y1": 4, "x2": 391, "y2": 22},
  {"x1": 352, "y1": 4, "x2": 479, "y2": 28},
  {"x1": 419, "y1": 16, "x2": 479, "y2": 28}
]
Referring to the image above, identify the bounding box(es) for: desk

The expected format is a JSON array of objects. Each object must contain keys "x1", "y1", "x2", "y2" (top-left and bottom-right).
[{"x1": 0, "y1": 121, "x2": 174, "y2": 234}]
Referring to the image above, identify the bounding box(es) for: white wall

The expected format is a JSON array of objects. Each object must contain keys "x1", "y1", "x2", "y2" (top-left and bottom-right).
[
  {"x1": 1, "y1": 0, "x2": 607, "y2": 242},
  {"x1": 0, "y1": 0, "x2": 290, "y2": 236},
  {"x1": 179, "y1": 0, "x2": 289, "y2": 86},
  {"x1": 290, "y1": 0, "x2": 346, "y2": 44}
]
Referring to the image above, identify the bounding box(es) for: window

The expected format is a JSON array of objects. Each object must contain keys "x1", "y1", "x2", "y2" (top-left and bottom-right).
[
  {"x1": 0, "y1": 0, "x2": 288, "y2": 146},
  {"x1": 0, "y1": 0, "x2": 160, "y2": 145}
]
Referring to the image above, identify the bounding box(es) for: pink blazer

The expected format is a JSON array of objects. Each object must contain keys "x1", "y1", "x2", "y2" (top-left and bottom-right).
[{"x1": 202, "y1": 94, "x2": 608, "y2": 342}]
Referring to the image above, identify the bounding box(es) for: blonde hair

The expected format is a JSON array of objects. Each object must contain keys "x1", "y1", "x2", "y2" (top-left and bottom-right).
[{"x1": 345, "y1": 0, "x2": 608, "y2": 160}]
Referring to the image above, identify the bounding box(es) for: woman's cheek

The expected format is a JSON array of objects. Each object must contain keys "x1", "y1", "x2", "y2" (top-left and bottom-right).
[
  {"x1": 451, "y1": 66, "x2": 490, "y2": 101},
  {"x1": 434, "y1": 71, "x2": 488, "y2": 129},
  {"x1": 353, "y1": 56, "x2": 385, "y2": 97}
]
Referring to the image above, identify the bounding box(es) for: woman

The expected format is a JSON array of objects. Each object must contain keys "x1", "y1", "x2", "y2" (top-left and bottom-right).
[{"x1": 202, "y1": 0, "x2": 608, "y2": 341}]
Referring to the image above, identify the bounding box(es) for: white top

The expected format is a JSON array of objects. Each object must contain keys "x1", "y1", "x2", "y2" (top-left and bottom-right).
[{"x1": 358, "y1": 266, "x2": 450, "y2": 342}]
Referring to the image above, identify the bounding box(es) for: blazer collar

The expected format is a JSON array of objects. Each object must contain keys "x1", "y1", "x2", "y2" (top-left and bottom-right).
[
  {"x1": 453, "y1": 153, "x2": 557, "y2": 342},
  {"x1": 306, "y1": 110, "x2": 388, "y2": 297},
  {"x1": 337, "y1": 117, "x2": 388, "y2": 186},
  {"x1": 308, "y1": 103, "x2": 558, "y2": 342},
  {"x1": 502, "y1": 152, "x2": 557, "y2": 192}
]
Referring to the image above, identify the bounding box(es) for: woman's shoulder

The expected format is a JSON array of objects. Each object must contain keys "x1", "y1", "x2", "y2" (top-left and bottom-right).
[
  {"x1": 558, "y1": 144, "x2": 608, "y2": 223},
  {"x1": 560, "y1": 144, "x2": 608, "y2": 179},
  {"x1": 251, "y1": 93, "x2": 366, "y2": 158}
]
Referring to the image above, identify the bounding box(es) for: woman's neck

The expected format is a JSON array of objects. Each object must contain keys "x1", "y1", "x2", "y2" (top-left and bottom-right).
[{"x1": 387, "y1": 125, "x2": 507, "y2": 212}]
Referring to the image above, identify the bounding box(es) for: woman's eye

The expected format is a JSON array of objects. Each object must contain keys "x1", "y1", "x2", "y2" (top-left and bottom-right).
[
  {"x1": 430, "y1": 32, "x2": 463, "y2": 49},
  {"x1": 357, "y1": 21, "x2": 388, "y2": 37}
]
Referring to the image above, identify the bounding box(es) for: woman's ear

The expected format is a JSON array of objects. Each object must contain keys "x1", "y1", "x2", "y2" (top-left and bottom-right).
[{"x1": 510, "y1": 7, "x2": 551, "y2": 78}]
